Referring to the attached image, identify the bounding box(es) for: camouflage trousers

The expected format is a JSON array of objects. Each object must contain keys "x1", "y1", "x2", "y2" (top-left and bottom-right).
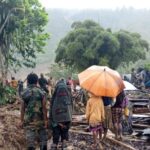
[{"x1": 25, "y1": 128, "x2": 47, "y2": 150}]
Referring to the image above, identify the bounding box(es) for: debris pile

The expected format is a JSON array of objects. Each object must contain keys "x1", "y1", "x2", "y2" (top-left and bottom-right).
[
  {"x1": 126, "y1": 90, "x2": 150, "y2": 113},
  {"x1": 68, "y1": 128, "x2": 150, "y2": 150},
  {"x1": 0, "y1": 90, "x2": 149, "y2": 150},
  {"x1": 68, "y1": 130, "x2": 142, "y2": 150},
  {"x1": 72, "y1": 90, "x2": 87, "y2": 114},
  {"x1": 73, "y1": 101, "x2": 85, "y2": 114},
  {"x1": 0, "y1": 102, "x2": 26, "y2": 150}
]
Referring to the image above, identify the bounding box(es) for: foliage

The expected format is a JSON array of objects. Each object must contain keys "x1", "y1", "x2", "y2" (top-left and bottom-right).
[
  {"x1": 0, "y1": 84, "x2": 16, "y2": 105},
  {"x1": 55, "y1": 20, "x2": 149, "y2": 71},
  {"x1": 144, "y1": 64, "x2": 150, "y2": 71},
  {"x1": 47, "y1": 63, "x2": 77, "y2": 80},
  {"x1": 0, "y1": 0, "x2": 49, "y2": 77},
  {"x1": 118, "y1": 51, "x2": 150, "y2": 74}
]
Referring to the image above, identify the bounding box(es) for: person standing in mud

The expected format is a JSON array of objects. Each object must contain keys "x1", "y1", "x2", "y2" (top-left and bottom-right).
[
  {"x1": 111, "y1": 90, "x2": 128, "y2": 141},
  {"x1": 48, "y1": 76, "x2": 55, "y2": 97},
  {"x1": 18, "y1": 79, "x2": 24, "y2": 97},
  {"x1": 20, "y1": 73, "x2": 48, "y2": 150},
  {"x1": 102, "y1": 96, "x2": 114, "y2": 140},
  {"x1": 49, "y1": 79, "x2": 73, "y2": 149},
  {"x1": 66, "y1": 77, "x2": 74, "y2": 94},
  {"x1": 86, "y1": 93, "x2": 105, "y2": 149},
  {"x1": 10, "y1": 77, "x2": 18, "y2": 89},
  {"x1": 39, "y1": 73, "x2": 49, "y2": 94}
]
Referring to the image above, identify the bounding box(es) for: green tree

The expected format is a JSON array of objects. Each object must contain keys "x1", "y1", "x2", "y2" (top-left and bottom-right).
[
  {"x1": 113, "y1": 30, "x2": 149, "y2": 68},
  {"x1": 0, "y1": 0, "x2": 49, "y2": 79},
  {"x1": 55, "y1": 20, "x2": 149, "y2": 71}
]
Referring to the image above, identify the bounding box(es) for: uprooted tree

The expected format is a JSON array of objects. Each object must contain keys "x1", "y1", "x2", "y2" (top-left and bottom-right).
[
  {"x1": 55, "y1": 20, "x2": 149, "y2": 71},
  {"x1": 0, "y1": 0, "x2": 49, "y2": 81}
]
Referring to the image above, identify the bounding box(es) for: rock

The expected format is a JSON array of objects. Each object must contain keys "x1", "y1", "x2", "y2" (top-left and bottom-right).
[{"x1": 78, "y1": 141, "x2": 86, "y2": 146}]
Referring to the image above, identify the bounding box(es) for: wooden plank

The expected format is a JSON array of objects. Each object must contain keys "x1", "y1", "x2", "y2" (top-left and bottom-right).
[
  {"x1": 129, "y1": 98, "x2": 149, "y2": 101},
  {"x1": 72, "y1": 121, "x2": 87, "y2": 125},
  {"x1": 132, "y1": 123, "x2": 150, "y2": 128},
  {"x1": 70, "y1": 129, "x2": 91, "y2": 135}
]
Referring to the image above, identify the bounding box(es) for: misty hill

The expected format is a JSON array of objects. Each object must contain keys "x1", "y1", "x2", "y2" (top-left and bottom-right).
[
  {"x1": 38, "y1": 8, "x2": 150, "y2": 66},
  {"x1": 15, "y1": 8, "x2": 150, "y2": 79}
]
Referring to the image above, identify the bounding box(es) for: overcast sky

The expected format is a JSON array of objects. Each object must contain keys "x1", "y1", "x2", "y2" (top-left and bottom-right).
[{"x1": 39, "y1": 0, "x2": 150, "y2": 9}]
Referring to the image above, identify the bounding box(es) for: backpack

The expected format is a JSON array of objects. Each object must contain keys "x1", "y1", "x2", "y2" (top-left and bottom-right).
[{"x1": 51, "y1": 81, "x2": 73, "y2": 123}]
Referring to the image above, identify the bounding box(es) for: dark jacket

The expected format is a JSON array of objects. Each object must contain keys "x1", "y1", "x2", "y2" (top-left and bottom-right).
[{"x1": 50, "y1": 80, "x2": 73, "y2": 123}]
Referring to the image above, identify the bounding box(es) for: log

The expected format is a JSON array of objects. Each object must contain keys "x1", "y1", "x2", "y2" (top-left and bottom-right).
[
  {"x1": 106, "y1": 137, "x2": 136, "y2": 150},
  {"x1": 70, "y1": 129, "x2": 136, "y2": 150}
]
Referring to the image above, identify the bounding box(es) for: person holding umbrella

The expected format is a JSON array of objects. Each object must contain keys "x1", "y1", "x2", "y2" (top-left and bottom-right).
[
  {"x1": 79, "y1": 65, "x2": 125, "y2": 143},
  {"x1": 86, "y1": 92, "x2": 105, "y2": 149}
]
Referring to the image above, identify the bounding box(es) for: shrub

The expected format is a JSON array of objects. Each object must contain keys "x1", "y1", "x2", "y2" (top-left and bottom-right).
[{"x1": 0, "y1": 83, "x2": 17, "y2": 105}]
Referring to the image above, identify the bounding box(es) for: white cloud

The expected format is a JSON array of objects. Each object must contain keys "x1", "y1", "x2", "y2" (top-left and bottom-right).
[{"x1": 39, "y1": 0, "x2": 150, "y2": 9}]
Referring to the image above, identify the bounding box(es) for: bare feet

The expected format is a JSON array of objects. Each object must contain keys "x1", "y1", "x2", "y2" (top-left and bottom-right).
[
  {"x1": 91, "y1": 144, "x2": 97, "y2": 150},
  {"x1": 98, "y1": 143, "x2": 103, "y2": 150},
  {"x1": 114, "y1": 135, "x2": 118, "y2": 140}
]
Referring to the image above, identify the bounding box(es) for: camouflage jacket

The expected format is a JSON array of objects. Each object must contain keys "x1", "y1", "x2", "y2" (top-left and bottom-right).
[{"x1": 22, "y1": 85, "x2": 45, "y2": 129}]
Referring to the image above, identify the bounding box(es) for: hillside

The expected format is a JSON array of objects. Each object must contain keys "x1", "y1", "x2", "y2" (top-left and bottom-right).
[
  {"x1": 40, "y1": 8, "x2": 150, "y2": 63},
  {"x1": 16, "y1": 8, "x2": 150, "y2": 79}
]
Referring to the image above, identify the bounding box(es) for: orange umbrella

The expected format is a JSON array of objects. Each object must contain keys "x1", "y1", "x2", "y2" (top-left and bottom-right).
[{"x1": 78, "y1": 65, "x2": 125, "y2": 97}]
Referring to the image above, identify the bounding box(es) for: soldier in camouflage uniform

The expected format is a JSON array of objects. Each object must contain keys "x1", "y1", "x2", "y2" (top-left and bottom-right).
[{"x1": 20, "y1": 73, "x2": 48, "y2": 150}]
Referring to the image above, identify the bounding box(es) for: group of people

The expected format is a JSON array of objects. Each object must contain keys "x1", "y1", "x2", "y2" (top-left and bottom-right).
[
  {"x1": 85, "y1": 91, "x2": 130, "y2": 149},
  {"x1": 19, "y1": 73, "x2": 73, "y2": 150},
  {"x1": 7, "y1": 73, "x2": 55, "y2": 98},
  {"x1": 19, "y1": 72, "x2": 131, "y2": 150},
  {"x1": 130, "y1": 68, "x2": 150, "y2": 89}
]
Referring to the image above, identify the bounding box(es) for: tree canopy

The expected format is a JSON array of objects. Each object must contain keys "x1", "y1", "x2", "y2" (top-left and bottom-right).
[
  {"x1": 55, "y1": 20, "x2": 149, "y2": 71},
  {"x1": 0, "y1": 0, "x2": 49, "y2": 78}
]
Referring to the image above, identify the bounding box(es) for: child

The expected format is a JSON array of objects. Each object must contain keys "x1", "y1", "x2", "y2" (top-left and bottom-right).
[{"x1": 86, "y1": 93, "x2": 105, "y2": 149}]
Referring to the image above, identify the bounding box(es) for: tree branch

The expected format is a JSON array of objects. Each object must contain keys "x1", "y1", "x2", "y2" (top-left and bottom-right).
[{"x1": 0, "y1": 7, "x2": 25, "y2": 34}]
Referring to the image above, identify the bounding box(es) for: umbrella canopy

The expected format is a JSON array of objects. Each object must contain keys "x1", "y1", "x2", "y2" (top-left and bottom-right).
[
  {"x1": 123, "y1": 80, "x2": 138, "y2": 90},
  {"x1": 78, "y1": 65, "x2": 125, "y2": 97}
]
